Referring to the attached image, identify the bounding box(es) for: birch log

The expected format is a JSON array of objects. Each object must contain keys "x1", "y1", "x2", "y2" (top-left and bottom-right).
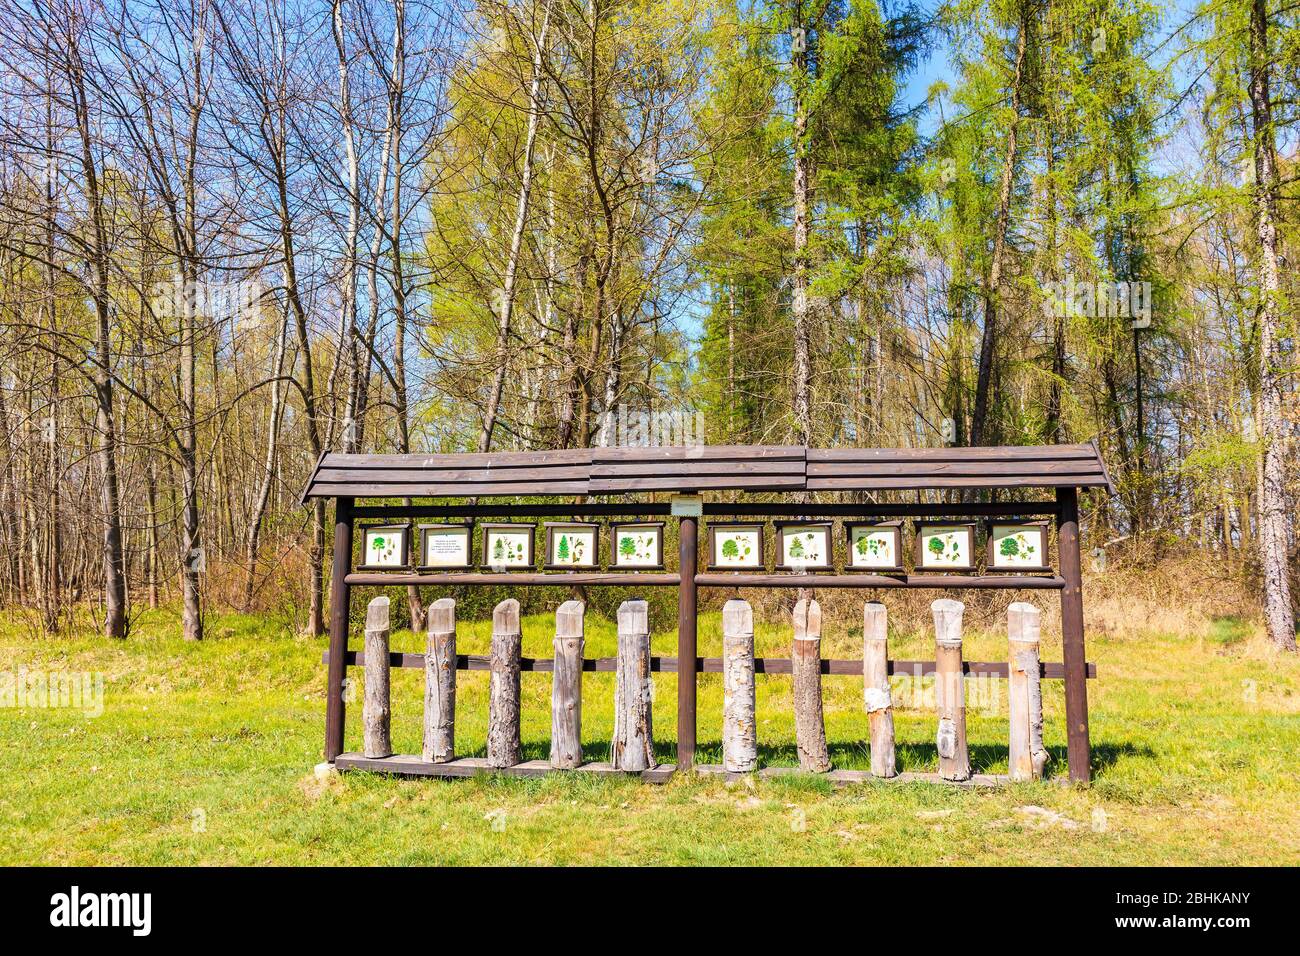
[
  {"x1": 722, "y1": 599, "x2": 757, "y2": 772},
  {"x1": 1008, "y1": 601, "x2": 1049, "y2": 780},
  {"x1": 550, "y1": 600, "x2": 585, "y2": 769},
  {"x1": 422, "y1": 597, "x2": 456, "y2": 763},
  {"x1": 863, "y1": 601, "x2": 896, "y2": 778},
  {"x1": 931, "y1": 598, "x2": 970, "y2": 781},
  {"x1": 363, "y1": 596, "x2": 392, "y2": 758},
  {"x1": 611, "y1": 599, "x2": 655, "y2": 770},
  {"x1": 793, "y1": 598, "x2": 831, "y2": 772},
  {"x1": 487, "y1": 598, "x2": 521, "y2": 768}
]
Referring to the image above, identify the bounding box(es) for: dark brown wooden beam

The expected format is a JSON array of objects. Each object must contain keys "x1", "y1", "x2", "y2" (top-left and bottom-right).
[
  {"x1": 323, "y1": 650, "x2": 1097, "y2": 679},
  {"x1": 345, "y1": 572, "x2": 681, "y2": 587},
  {"x1": 693, "y1": 573, "x2": 1065, "y2": 590}
]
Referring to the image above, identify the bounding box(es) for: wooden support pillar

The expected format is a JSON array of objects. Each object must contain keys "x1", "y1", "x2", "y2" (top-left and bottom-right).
[
  {"x1": 363, "y1": 596, "x2": 392, "y2": 758},
  {"x1": 550, "y1": 600, "x2": 585, "y2": 769},
  {"x1": 487, "y1": 598, "x2": 522, "y2": 768},
  {"x1": 722, "y1": 599, "x2": 757, "y2": 772},
  {"x1": 1008, "y1": 601, "x2": 1048, "y2": 781},
  {"x1": 423, "y1": 597, "x2": 456, "y2": 763},
  {"x1": 863, "y1": 601, "x2": 896, "y2": 778},
  {"x1": 1056, "y1": 487, "x2": 1092, "y2": 783},
  {"x1": 932, "y1": 598, "x2": 970, "y2": 781},
  {"x1": 325, "y1": 496, "x2": 354, "y2": 762},
  {"x1": 676, "y1": 514, "x2": 698, "y2": 769},
  {"x1": 792, "y1": 598, "x2": 830, "y2": 772},
  {"x1": 612, "y1": 599, "x2": 655, "y2": 770}
]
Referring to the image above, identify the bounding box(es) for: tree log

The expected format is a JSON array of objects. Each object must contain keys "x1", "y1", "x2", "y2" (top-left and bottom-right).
[
  {"x1": 1008, "y1": 601, "x2": 1049, "y2": 780},
  {"x1": 611, "y1": 599, "x2": 655, "y2": 770},
  {"x1": 550, "y1": 600, "x2": 585, "y2": 769},
  {"x1": 931, "y1": 598, "x2": 970, "y2": 781},
  {"x1": 422, "y1": 597, "x2": 456, "y2": 763},
  {"x1": 792, "y1": 598, "x2": 830, "y2": 772},
  {"x1": 863, "y1": 601, "x2": 896, "y2": 778},
  {"x1": 722, "y1": 599, "x2": 757, "y2": 772},
  {"x1": 363, "y1": 596, "x2": 392, "y2": 758},
  {"x1": 487, "y1": 598, "x2": 521, "y2": 768}
]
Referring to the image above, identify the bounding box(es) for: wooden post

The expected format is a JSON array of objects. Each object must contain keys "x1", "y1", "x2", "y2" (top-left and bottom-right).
[
  {"x1": 612, "y1": 599, "x2": 655, "y2": 770},
  {"x1": 931, "y1": 598, "x2": 970, "y2": 781},
  {"x1": 1008, "y1": 601, "x2": 1048, "y2": 781},
  {"x1": 487, "y1": 598, "x2": 522, "y2": 768},
  {"x1": 676, "y1": 514, "x2": 698, "y2": 769},
  {"x1": 863, "y1": 601, "x2": 896, "y2": 778},
  {"x1": 324, "y1": 496, "x2": 354, "y2": 762},
  {"x1": 722, "y1": 599, "x2": 757, "y2": 772},
  {"x1": 363, "y1": 596, "x2": 392, "y2": 758},
  {"x1": 550, "y1": 600, "x2": 585, "y2": 769},
  {"x1": 423, "y1": 597, "x2": 456, "y2": 763},
  {"x1": 792, "y1": 598, "x2": 830, "y2": 772},
  {"x1": 1056, "y1": 487, "x2": 1092, "y2": 783}
]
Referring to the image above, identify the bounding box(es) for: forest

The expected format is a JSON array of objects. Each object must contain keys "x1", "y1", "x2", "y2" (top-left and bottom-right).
[{"x1": 0, "y1": 0, "x2": 1295, "y2": 649}]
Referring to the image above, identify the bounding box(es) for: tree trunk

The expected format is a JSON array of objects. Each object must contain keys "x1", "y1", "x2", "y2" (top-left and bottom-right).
[
  {"x1": 550, "y1": 599, "x2": 584, "y2": 769},
  {"x1": 1008, "y1": 602, "x2": 1048, "y2": 780},
  {"x1": 790, "y1": 8, "x2": 813, "y2": 446},
  {"x1": 363, "y1": 597, "x2": 392, "y2": 758},
  {"x1": 611, "y1": 599, "x2": 654, "y2": 770},
  {"x1": 1248, "y1": 0, "x2": 1297, "y2": 651},
  {"x1": 487, "y1": 598, "x2": 522, "y2": 768},
  {"x1": 863, "y1": 601, "x2": 896, "y2": 778},
  {"x1": 722, "y1": 598, "x2": 757, "y2": 773},
  {"x1": 792, "y1": 598, "x2": 830, "y2": 772},
  {"x1": 932, "y1": 599, "x2": 970, "y2": 781},
  {"x1": 423, "y1": 598, "x2": 456, "y2": 763},
  {"x1": 971, "y1": 10, "x2": 1029, "y2": 447}
]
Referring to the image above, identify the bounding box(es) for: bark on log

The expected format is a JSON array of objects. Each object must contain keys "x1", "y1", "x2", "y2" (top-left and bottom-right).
[
  {"x1": 422, "y1": 597, "x2": 456, "y2": 763},
  {"x1": 931, "y1": 598, "x2": 970, "y2": 781},
  {"x1": 1008, "y1": 601, "x2": 1049, "y2": 780},
  {"x1": 722, "y1": 599, "x2": 757, "y2": 772},
  {"x1": 793, "y1": 598, "x2": 831, "y2": 772},
  {"x1": 863, "y1": 601, "x2": 896, "y2": 778},
  {"x1": 363, "y1": 596, "x2": 392, "y2": 758},
  {"x1": 611, "y1": 599, "x2": 655, "y2": 770},
  {"x1": 487, "y1": 598, "x2": 522, "y2": 768},
  {"x1": 550, "y1": 600, "x2": 585, "y2": 769}
]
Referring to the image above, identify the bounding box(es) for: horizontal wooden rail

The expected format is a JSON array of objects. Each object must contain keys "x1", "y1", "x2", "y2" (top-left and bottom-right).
[
  {"x1": 323, "y1": 650, "x2": 1096, "y2": 679},
  {"x1": 352, "y1": 501, "x2": 1061, "y2": 520},
  {"x1": 693, "y1": 574, "x2": 1065, "y2": 590},
  {"x1": 345, "y1": 572, "x2": 680, "y2": 587}
]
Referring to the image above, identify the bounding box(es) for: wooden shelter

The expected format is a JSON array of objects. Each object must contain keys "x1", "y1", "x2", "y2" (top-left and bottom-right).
[{"x1": 304, "y1": 442, "x2": 1111, "y2": 784}]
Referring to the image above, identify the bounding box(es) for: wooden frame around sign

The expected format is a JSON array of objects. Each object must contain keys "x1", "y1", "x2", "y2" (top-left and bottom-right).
[
  {"x1": 706, "y1": 521, "x2": 766, "y2": 571},
  {"x1": 479, "y1": 523, "x2": 535, "y2": 569},
  {"x1": 356, "y1": 523, "x2": 410, "y2": 571},
  {"x1": 610, "y1": 521, "x2": 666, "y2": 570},
  {"x1": 543, "y1": 522, "x2": 601, "y2": 570},
  {"x1": 985, "y1": 519, "x2": 1052, "y2": 573},
  {"x1": 774, "y1": 521, "x2": 834, "y2": 571},
  {"x1": 416, "y1": 523, "x2": 472, "y2": 571},
  {"x1": 845, "y1": 520, "x2": 905, "y2": 573},
  {"x1": 912, "y1": 521, "x2": 977, "y2": 572}
]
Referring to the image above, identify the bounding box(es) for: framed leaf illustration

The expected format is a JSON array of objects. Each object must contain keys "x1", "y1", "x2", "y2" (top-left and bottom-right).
[
  {"x1": 544, "y1": 522, "x2": 600, "y2": 569},
  {"x1": 417, "y1": 524, "x2": 472, "y2": 571},
  {"x1": 986, "y1": 520, "x2": 1051, "y2": 572},
  {"x1": 610, "y1": 522, "x2": 665, "y2": 569},
  {"x1": 913, "y1": 522, "x2": 976, "y2": 572},
  {"x1": 358, "y1": 524, "x2": 409, "y2": 571},
  {"x1": 706, "y1": 522, "x2": 765, "y2": 570},
  {"x1": 775, "y1": 522, "x2": 833, "y2": 571},
  {"x1": 479, "y1": 523, "x2": 535, "y2": 570},
  {"x1": 846, "y1": 521, "x2": 904, "y2": 572}
]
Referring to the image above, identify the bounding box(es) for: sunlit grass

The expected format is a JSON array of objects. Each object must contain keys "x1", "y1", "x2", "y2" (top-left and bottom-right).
[{"x1": 1, "y1": 604, "x2": 1297, "y2": 865}]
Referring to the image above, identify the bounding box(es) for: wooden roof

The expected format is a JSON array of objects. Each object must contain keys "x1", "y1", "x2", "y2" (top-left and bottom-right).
[{"x1": 301, "y1": 442, "x2": 1114, "y2": 501}]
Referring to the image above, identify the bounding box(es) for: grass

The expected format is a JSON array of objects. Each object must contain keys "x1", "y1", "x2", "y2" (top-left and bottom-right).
[{"x1": 1, "y1": 603, "x2": 1298, "y2": 865}]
